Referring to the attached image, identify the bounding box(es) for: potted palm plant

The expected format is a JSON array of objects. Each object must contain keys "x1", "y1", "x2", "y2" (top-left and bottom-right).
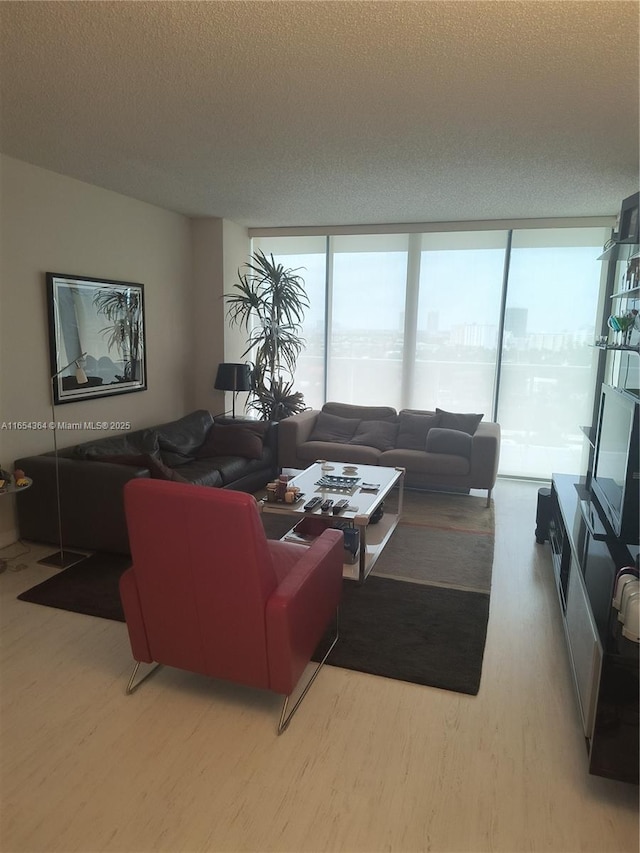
[{"x1": 225, "y1": 250, "x2": 309, "y2": 420}]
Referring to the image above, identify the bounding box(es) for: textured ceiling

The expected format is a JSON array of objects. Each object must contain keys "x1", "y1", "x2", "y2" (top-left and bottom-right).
[{"x1": 0, "y1": 1, "x2": 638, "y2": 228}]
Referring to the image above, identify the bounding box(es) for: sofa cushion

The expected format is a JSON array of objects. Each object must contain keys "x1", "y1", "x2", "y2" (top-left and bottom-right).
[
  {"x1": 435, "y1": 408, "x2": 483, "y2": 435},
  {"x1": 74, "y1": 427, "x2": 159, "y2": 460},
  {"x1": 88, "y1": 452, "x2": 149, "y2": 467},
  {"x1": 195, "y1": 423, "x2": 265, "y2": 461},
  {"x1": 309, "y1": 411, "x2": 360, "y2": 443},
  {"x1": 155, "y1": 409, "x2": 215, "y2": 457},
  {"x1": 396, "y1": 412, "x2": 441, "y2": 450},
  {"x1": 322, "y1": 402, "x2": 397, "y2": 422},
  {"x1": 196, "y1": 455, "x2": 266, "y2": 486},
  {"x1": 158, "y1": 442, "x2": 196, "y2": 466},
  {"x1": 163, "y1": 459, "x2": 224, "y2": 488},
  {"x1": 90, "y1": 452, "x2": 189, "y2": 483},
  {"x1": 426, "y1": 427, "x2": 473, "y2": 458},
  {"x1": 349, "y1": 419, "x2": 398, "y2": 452},
  {"x1": 379, "y1": 448, "x2": 470, "y2": 476},
  {"x1": 297, "y1": 441, "x2": 381, "y2": 466}
]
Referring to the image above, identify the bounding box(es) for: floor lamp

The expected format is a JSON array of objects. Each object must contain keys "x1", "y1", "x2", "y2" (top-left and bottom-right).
[
  {"x1": 38, "y1": 353, "x2": 89, "y2": 569},
  {"x1": 214, "y1": 363, "x2": 252, "y2": 419}
]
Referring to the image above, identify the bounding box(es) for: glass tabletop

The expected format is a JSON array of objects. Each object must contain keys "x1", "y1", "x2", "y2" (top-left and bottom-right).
[{"x1": 265, "y1": 462, "x2": 403, "y2": 522}]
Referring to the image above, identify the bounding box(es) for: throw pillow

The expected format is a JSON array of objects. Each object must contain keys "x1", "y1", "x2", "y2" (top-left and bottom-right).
[
  {"x1": 349, "y1": 419, "x2": 398, "y2": 451},
  {"x1": 425, "y1": 427, "x2": 473, "y2": 458},
  {"x1": 322, "y1": 402, "x2": 397, "y2": 422},
  {"x1": 308, "y1": 411, "x2": 360, "y2": 443},
  {"x1": 195, "y1": 423, "x2": 264, "y2": 460},
  {"x1": 435, "y1": 408, "x2": 483, "y2": 435},
  {"x1": 396, "y1": 412, "x2": 441, "y2": 450}
]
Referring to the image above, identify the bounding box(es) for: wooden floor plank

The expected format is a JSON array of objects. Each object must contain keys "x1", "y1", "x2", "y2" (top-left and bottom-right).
[{"x1": 1, "y1": 479, "x2": 637, "y2": 852}]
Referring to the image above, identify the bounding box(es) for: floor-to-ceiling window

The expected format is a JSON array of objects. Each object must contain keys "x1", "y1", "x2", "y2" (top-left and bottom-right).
[
  {"x1": 414, "y1": 231, "x2": 507, "y2": 413},
  {"x1": 496, "y1": 228, "x2": 605, "y2": 477},
  {"x1": 328, "y1": 234, "x2": 408, "y2": 409},
  {"x1": 251, "y1": 224, "x2": 608, "y2": 479},
  {"x1": 252, "y1": 236, "x2": 327, "y2": 411}
]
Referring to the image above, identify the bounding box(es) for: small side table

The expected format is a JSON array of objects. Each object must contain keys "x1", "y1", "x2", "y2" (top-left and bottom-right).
[
  {"x1": 0, "y1": 477, "x2": 33, "y2": 496},
  {"x1": 0, "y1": 478, "x2": 33, "y2": 573}
]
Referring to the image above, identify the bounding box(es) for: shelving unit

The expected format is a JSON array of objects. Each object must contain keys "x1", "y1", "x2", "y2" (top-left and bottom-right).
[
  {"x1": 544, "y1": 193, "x2": 639, "y2": 784},
  {"x1": 549, "y1": 475, "x2": 638, "y2": 783},
  {"x1": 602, "y1": 242, "x2": 639, "y2": 394}
]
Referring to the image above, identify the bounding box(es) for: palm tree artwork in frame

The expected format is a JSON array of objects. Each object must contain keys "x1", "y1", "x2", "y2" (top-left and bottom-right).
[
  {"x1": 46, "y1": 272, "x2": 147, "y2": 404},
  {"x1": 225, "y1": 250, "x2": 310, "y2": 421}
]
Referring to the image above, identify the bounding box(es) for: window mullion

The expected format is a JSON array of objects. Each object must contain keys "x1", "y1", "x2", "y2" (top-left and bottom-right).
[
  {"x1": 492, "y1": 230, "x2": 512, "y2": 422},
  {"x1": 401, "y1": 233, "x2": 421, "y2": 410}
]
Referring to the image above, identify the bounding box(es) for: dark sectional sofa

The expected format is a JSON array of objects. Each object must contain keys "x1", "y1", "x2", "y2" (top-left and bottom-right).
[
  {"x1": 278, "y1": 402, "x2": 501, "y2": 505},
  {"x1": 15, "y1": 410, "x2": 278, "y2": 554}
]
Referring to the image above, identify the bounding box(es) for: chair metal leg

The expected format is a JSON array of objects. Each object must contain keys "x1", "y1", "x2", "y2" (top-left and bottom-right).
[
  {"x1": 277, "y1": 608, "x2": 339, "y2": 735},
  {"x1": 486, "y1": 489, "x2": 492, "y2": 508},
  {"x1": 125, "y1": 660, "x2": 162, "y2": 695}
]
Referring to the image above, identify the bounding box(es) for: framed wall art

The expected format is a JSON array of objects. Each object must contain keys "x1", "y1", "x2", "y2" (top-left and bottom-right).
[{"x1": 46, "y1": 272, "x2": 147, "y2": 404}]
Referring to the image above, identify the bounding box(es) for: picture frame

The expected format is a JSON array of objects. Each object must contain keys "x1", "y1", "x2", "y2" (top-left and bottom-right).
[{"x1": 46, "y1": 272, "x2": 147, "y2": 405}]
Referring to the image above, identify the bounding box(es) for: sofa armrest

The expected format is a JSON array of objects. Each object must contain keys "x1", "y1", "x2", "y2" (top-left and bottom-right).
[
  {"x1": 14, "y1": 454, "x2": 149, "y2": 554},
  {"x1": 265, "y1": 528, "x2": 343, "y2": 694},
  {"x1": 278, "y1": 410, "x2": 320, "y2": 469},
  {"x1": 468, "y1": 421, "x2": 501, "y2": 490}
]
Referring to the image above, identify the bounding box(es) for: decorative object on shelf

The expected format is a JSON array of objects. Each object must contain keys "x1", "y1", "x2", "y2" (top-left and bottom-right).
[
  {"x1": 624, "y1": 255, "x2": 639, "y2": 290},
  {"x1": 38, "y1": 354, "x2": 89, "y2": 569},
  {"x1": 46, "y1": 272, "x2": 146, "y2": 404},
  {"x1": 225, "y1": 250, "x2": 309, "y2": 420},
  {"x1": 607, "y1": 311, "x2": 639, "y2": 347},
  {"x1": 213, "y1": 362, "x2": 252, "y2": 419}
]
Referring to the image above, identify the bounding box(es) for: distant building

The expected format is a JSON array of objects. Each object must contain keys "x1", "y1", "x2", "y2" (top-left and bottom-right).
[{"x1": 505, "y1": 307, "x2": 528, "y2": 337}]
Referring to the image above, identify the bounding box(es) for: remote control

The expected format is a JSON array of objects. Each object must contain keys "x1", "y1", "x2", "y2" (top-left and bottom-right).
[
  {"x1": 303, "y1": 496, "x2": 322, "y2": 511},
  {"x1": 320, "y1": 499, "x2": 334, "y2": 514},
  {"x1": 332, "y1": 499, "x2": 349, "y2": 515}
]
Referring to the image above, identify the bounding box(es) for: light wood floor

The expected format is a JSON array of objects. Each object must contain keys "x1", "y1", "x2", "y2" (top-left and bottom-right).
[{"x1": 1, "y1": 479, "x2": 638, "y2": 853}]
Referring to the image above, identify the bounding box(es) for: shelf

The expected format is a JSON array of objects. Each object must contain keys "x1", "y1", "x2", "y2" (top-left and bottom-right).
[
  {"x1": 610, "y1": 286, "x2": 640, "y2": 298},
  {"x1": 598, "y1": 242, "x2": 640, "y2": 261},
  {"x1": 593, "y1": 343, "x2": 640, "y2": 352},
  {"x1": 580, "y1": 425, "x2": 596, "y2": 447}
]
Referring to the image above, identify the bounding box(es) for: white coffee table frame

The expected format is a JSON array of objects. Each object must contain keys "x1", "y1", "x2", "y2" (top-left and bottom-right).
[{"x1": 259, "y1": 462, "x2": 405, "y2": 583}]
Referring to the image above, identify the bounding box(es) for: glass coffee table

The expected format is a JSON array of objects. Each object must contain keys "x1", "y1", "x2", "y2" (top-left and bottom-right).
[{"x1": 259, "y1": 461, "x2": 405, "y2": 583}]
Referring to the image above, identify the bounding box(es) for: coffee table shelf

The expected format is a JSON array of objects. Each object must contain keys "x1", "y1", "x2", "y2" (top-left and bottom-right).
[{"x1": 259, "y1": 462, "x2": 405, "y2": 583}]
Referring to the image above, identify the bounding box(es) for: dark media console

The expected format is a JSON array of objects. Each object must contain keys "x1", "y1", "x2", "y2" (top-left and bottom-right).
[{"x1": 549, "y1": 474, "x2": 638, "y2": 784}]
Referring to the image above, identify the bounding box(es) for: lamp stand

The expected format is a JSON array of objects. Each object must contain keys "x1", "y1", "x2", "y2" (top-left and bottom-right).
[{"x1": 38, "y1": 354, "x2": 88, "y2": 570}]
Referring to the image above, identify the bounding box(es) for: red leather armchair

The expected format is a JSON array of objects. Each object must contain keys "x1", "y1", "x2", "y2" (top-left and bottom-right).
[{"x1": 120, "y1": 479, "x2": 344, "y2": 733}]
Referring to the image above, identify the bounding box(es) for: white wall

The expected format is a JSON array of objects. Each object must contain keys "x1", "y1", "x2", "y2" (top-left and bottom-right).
[
  {"x1": 190, "y1": 218, "x2": 250, "y2": 414},
  {"x1": 222, "y1": 219, "x2": 253, "y2": 415},
  {"x1": 0, "y1": 155, "x2": 194, "y2": 545}
]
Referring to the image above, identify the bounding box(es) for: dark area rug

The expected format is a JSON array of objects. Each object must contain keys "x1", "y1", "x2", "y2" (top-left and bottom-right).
[
  {"x1": 18, "y1": 552, "x2": 131, "y2": 622},
  {"x1": 17, "y1": 553, "x2": 490, "y2": 695},
  {"x1": 317, "y1": 576, "x2": 490, "y2": 695}
]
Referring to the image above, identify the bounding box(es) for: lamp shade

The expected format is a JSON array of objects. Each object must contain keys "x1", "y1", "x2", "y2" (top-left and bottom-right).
[
  {"x1": 75, "y1": 365, "x2": 89, "y2": 385},
  {"x1": 214, "y1": 363, "x2": 252, "y2": 392}
]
